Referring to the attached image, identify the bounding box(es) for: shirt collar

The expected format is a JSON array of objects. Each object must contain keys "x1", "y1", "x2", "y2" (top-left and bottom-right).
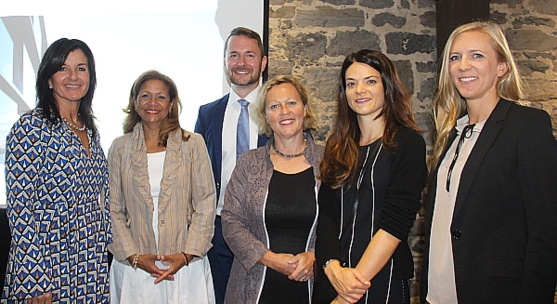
[
  {"x1": 456, "y1": 114, "x2": 487, "y2": 135},
  {"x1": 228, "y1": 85, "x2": 261, "y2": 108}
]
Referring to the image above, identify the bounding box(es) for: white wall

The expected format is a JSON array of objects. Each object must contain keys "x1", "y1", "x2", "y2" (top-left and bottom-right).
[{"x1": 0, "y1": 0, "x2": 265, "y2": 206}]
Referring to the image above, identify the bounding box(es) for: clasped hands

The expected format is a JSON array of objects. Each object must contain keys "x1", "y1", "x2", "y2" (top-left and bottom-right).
[
  {"x1": 324, "y1": 260, "x2": 371, "y2": 304},
  {"x1": 260, "y1": 251, "x2": 315, "y2": 282},
  {"x1": 128, "y1": 253, "x2": 194, "y2": 284}
]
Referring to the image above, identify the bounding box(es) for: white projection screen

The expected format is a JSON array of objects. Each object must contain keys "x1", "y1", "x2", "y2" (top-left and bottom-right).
[{"x1": 0, "y1": 0, "x2": 267, "y2": 206}]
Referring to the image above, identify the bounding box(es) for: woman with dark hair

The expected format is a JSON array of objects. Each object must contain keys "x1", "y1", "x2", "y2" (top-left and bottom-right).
[
  {"x1": 422, "y1": 21, "x2": 557, "y2": 304},
  {"x1": 108, "y1": 70, "x2": 216, "y2": 303},
  {"x1": 314, "y1": 49, "x2": 426, "y2": 304},
  {"x1": 2, "y1": 38, "x2": 111, "y2": 303}
]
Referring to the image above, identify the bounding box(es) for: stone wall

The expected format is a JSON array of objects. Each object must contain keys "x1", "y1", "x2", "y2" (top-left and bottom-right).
[
  {"x1": 268, "y1": 0, "x2": 436, "y2": 302},
  {"x1": 491, "y1": 0, "x2": 557, "y2": 137}
]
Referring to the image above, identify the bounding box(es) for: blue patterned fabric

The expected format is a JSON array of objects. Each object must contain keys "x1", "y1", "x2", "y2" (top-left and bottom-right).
[{"x1": 1, "y1": 108, "x2": 111, "y2": 303}]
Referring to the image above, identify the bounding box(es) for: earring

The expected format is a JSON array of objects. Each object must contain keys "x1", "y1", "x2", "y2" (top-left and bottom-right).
[{"x1": 49, "y1": 85, "x2": 53, "y2": 89}]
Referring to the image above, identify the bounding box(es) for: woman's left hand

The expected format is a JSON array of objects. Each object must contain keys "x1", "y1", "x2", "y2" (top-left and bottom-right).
[
  {"x1": 287, "y1": 252, "x2": 315, "y2": 282},
  {"x1": 153, "y1": 253, "x2": 194, "y2": 284}
]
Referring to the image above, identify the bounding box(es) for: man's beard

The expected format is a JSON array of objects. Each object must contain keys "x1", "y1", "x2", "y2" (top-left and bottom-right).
[{"x1": 228, "y1": 68, "x2": 260, "y2": 86}]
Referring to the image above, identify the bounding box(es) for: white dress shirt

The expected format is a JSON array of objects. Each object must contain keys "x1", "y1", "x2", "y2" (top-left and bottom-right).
[{"x1": 218, "y1": 87, "x2": 260, "y2": 215}]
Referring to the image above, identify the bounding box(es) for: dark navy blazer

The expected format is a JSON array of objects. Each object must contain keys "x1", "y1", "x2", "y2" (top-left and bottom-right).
[{"x1": 194, "y1": 94, "x2": 268, "y2": 199}]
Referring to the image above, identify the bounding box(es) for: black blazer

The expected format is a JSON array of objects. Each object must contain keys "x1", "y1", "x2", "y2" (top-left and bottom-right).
[
  {"x1": 194, "y1": 94, "x2": 268, "y2": 199},
  {"x1": 421, "y1": 99, "x2": 557, "y2": 304}
]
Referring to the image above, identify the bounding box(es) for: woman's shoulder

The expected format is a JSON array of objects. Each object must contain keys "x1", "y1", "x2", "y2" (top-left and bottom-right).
[
  {"x1": 394, "y1": 126, "x2": 426, "y2": 147},
  {"x1": 181, "y1": 129, "x2": 203, "y2": 143},
  {"x1": 14, "y1": 108, "x2": 47, "y2": 127},
  {"x1": 507, "y1": 100, "x2": 551, "y2": 123},
  {"x1": 7, "y1": 108, "x2": 50, "y2": 140}
]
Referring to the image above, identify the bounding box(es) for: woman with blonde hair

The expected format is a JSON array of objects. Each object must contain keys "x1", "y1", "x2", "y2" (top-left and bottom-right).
[
  {"x1": 108, "y1": 70, "x2": 216, "y2": 303},
  {"x1": 422, "y1": 21, "x2": 557, "y2": 304},
  {"x1": 222, "y1": 75, "x2": 323, "y2": 303}
]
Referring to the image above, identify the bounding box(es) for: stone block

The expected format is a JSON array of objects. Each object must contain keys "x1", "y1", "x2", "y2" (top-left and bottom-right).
[
  {"x1": 490, "y1": 10, "x2": 508, "y2": 25},
  {"x1": 268, "y1": 59, "x2": 294, "y2": 77},
  {"x1": 506, "y1": 29, "x2": 557, "y2": 52},
  {"x1": 420, "y1": 11, "x2": 436, "y2": 29},
  {"x1": 393, "y1": 60, "x2": 414, "y2": 95},
  {"x1": 321, "y1": 0, "x2": 356, "y2": 5},
  {"x1": 372, "y1": 12, "x2": 407, "y2": 28},
  {"x1": 529, "y1": 0, "x2": 557, "y2": 15},
  {"x1": 517, "y1": 59, "x2": 550, "y2": 75},
  {"x1": 271, "y1": 6, "x2": 296, "y2": 19},
  {"x1": 418, "y1": 77, "x2": 437, "y2": 104},
  {"x1": 418, "y1": 0, "x2": 435, "y2": 9},
  {"x1": 328, "y1": 30, "x2": 381, "y2": 57},
  {"x1": 295, "y1": 7, "x2": 365, "y2": 28},
  {"x1": 360, "y1": 0, "x2": 394, "y2": 9},
  {"x1": 286, "y1": 32, "x2": 328, "y2": 61},
  {"x1": 416, "y1": 61, "x2": 436, "y2": 73},
  {"x1": 301, "y1": 66, "x2": 339, "y2": 103},
  {"x1": 386, "y1": 32, "x2": 436, "y2": 55}
]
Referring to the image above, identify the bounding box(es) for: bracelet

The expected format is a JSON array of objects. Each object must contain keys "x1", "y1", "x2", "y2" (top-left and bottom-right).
[
  {"x1": 323, "y1": 259, "x2": 336, "y2": 271},
  {"x1": 181, "y1": 252, "x2": 189, "y2": 266},
  {"x1": 132, "y1": 254, "x2": 140, "y2": 270}
]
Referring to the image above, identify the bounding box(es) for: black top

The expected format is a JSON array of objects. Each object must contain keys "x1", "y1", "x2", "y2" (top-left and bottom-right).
[
  {"x1": 313, "y1": 127, "x2": 427, "y2": 304},
  {"x1": 259, "y1": 167, "x2": 316, "y2": 304}
]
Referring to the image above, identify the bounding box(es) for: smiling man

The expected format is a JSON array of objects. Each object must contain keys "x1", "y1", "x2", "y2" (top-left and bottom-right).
[{"x1": 194, "y1": 27, "x2": 268, "y2": 304}]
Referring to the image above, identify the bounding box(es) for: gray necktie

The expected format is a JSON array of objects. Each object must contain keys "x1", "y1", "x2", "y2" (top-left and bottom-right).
[{"x1": 237, "y1": 99, "x2": 250, "y2": 159}]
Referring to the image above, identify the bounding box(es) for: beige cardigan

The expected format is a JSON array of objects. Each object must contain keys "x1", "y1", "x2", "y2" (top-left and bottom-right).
[{"x1": 108, "y1": 123, "x2": 216, "y2": 262}]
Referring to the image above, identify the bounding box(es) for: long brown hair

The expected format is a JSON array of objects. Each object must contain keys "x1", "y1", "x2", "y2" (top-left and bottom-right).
[
  {"x1": 123, "y1": 70, "x2": 189, "y2": 145},
  {"x1": 320, "y1": 49, "x2": 418, "y2": 188}
]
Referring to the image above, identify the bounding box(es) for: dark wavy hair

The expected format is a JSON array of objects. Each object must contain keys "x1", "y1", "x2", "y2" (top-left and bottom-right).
[
  {"x1": 320, "y1": 49, "x2": 418, "y2": 188},
  {"x1": 36, "y1": 38, "x2": 98, "y2": 136}
]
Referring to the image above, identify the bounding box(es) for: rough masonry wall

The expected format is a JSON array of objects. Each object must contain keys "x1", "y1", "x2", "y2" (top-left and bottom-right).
[
  {"x1": 491, "y1": 0, "x2": 557, "y2": 137},
  {"x1": 267, "y1": 0, "x2": 436, "y2": 302}
]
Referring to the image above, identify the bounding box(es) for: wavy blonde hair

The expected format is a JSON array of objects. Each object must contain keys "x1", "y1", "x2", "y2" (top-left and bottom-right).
[
  {"x1": 429, "y1": 21, "x2": 523, "y2": 171},
  {"x1": 123, "y1": 70, "x2": 189, "y2": 145},
  {"x1": 253, "y1": 75, "x2": 316, "y2": 137}
]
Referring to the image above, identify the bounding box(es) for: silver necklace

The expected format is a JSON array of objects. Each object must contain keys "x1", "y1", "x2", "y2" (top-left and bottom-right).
[
  {"x1": 272, "y1": 139, "x2": 306, "y2": 158},
  {"x1": 62, "y1": 116, "x2": 86, "y2": 131}
]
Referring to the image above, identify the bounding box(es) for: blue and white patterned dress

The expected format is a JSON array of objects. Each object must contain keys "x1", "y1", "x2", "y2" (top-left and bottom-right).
[{"x1": 1, "y1": 108, "x2": 111, "y2": 303}]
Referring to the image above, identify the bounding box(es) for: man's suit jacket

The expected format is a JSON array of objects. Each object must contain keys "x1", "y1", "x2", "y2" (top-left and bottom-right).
[
  {"x1": 421, "y1": 99, "x2": 557, "y2": 304},
  {"x1": 195, "y1": 94, "x2": 268, "y2": 198}
]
